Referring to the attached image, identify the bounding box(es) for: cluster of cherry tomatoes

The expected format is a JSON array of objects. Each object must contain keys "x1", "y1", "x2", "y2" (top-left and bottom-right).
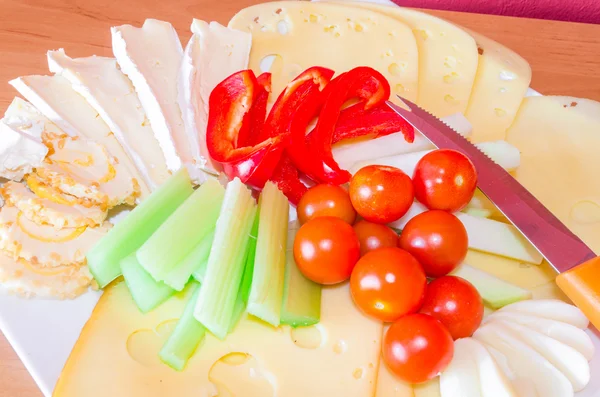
[{"x1": 293, "y1": 149, "x2": 486, "y2": 384}]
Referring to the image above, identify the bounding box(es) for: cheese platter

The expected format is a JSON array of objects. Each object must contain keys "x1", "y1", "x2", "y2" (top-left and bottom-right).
[{"x1": 1, "y1": 0, "x2": 600, "y2": 396}]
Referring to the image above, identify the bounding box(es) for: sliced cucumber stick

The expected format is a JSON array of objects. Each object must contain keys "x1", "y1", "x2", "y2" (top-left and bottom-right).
[
  {"x1": 87, "y1": 169, "x2": 194, "y2": 288},
  {"x1": 159, "y1": 281, "x2": 205, "y2": 371},
  {"x1": 194, "y1": 178, "x2": 257, "y2": 340},
  {"x1": 137, "y1": 179, "x2": 225, "y2": 282},
  {"x1": 247, "y1": 182, "x2": 289, "y2": 327},
  {"x1": 120, "y1": 253, "x2": 175, "y2": 313},
  {"x1": 163, "y1": 230, "x2": 214, "y2": 291},
  {"x1": 452, "y1": 264, "x2": 532, "y2": 309},
  {"x1": 281, "y1": 222, "x2": 321, "y2": 327}
]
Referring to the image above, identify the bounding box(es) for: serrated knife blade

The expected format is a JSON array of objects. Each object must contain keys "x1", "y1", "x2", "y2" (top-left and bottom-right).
[{"x1": 388, "y1": 96, "x2": 600, "y2": 329}]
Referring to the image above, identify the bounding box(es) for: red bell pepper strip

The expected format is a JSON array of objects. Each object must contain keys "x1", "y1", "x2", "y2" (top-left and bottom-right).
[
  {"x1": 221, "y1": 142, "x2": 285, "y2": 190},
  {"x1": 305, "y1": 67, "x2": 392, "y2": 184},
  {"x1": 237, "y1": 73, "x2": 271, "y2": 148},
  {"x1": 258, "y1": 67, "x2": 334, "y2": 203},
  {"x1": 206, "y1": 70, "x2": 282, "y2": 163},
  {"x1": 259, "y1": 66, "x2": 334, "y2": 142},
  {"x1": 269, "y1": 156, "x2": 308, "y2": 205},
  {"x1": 332, "y1": 102, "x2": 415, "y2": 144},
  {"x1": 206, "y1": 70, "x2": 283, "y2": 189}
]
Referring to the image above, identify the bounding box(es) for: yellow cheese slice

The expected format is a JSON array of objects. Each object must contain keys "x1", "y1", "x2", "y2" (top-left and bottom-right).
[
  {"x1": 464, "y1": 30, "x2": 531, "y2": 142},
  {"x1": 54, "y1": 281, "x2": 383, "y2": 397},
  {"x1": 320, "y1": 1, "x2": 478, "y2": 117},
  {"x1": 506, "y1": 96, "x2": 600, "y2": 252},
  {"x1": 228, "y1": 1, "x2": 419, "y2": 104}
]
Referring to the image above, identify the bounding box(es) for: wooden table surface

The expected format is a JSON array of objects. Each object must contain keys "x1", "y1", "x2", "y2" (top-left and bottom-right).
[{"x1": 0, "y1": 0, "x2": 599, "y2": 395}]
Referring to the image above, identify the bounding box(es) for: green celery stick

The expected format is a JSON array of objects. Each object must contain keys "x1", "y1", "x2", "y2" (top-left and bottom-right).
[
  {"x1": 87, "y1": 169, "x2": 194, "y2": 288},
  {"x1": 120, "y1": 252, "x2": 175, "y2": 313},
  {"x1": 194, "y1": 178, "x2": 257, "y2": 340},
  {"x1": 191, "y1": 259, "x2": 208, "y2": 283},
  {"x1": 159, "y1": 281, "x2": 205, "y2": 371},
  {"x1": 137, "y1": 179, "x2": 225, "y2": 282},
  {"x1": 163, "y1": 230, "x2": 215, "y2": 291},
  {"x1": 229, "y1": 209, "x2": 260, "y2": 332},
  {"x1": 281, "y1": 221, "x2": 322, "y2": 327},
  {"x1": 247, "y1": 182, "x2": 289, "y2": 327}
]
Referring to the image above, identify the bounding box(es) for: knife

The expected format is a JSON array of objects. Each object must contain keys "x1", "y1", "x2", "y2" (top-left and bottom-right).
[{"x1": 387, "y1": 96, "x2": 600, "y2": 330}]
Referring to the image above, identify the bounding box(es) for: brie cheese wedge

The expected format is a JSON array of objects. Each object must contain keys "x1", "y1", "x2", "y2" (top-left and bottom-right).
[
  {"x1": 10, "y1": 75, "x2": 151, "y2": 198},
  {"x1": 112, "y1": 19, "x2": 188, "y2": 172},
  {"x1": 177, "y1": 20, "x2": 252, "y2": 179},
  {"x1": 47, "y1": 49, "x2": 170, "y2": 190}
]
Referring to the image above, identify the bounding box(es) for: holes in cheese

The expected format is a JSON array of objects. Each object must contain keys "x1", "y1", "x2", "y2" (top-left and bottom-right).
[
  {"x1": 228, "y1": 1, "x2": 419, "y2": 105},
  {"x1": 316, "y1": 0, "x2": 479, "y2": 118},
  {"x1": 464, "y1": 30, "x2": 532, "y2": 143}
]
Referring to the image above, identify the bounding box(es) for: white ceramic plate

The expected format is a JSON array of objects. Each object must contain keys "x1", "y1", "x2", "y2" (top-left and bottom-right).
[{"x1": 1, "y1": 3, "x2": 599, "y2": 395}]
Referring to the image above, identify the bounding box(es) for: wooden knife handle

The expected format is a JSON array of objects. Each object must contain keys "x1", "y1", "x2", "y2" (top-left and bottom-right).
[{"x1": 556, "y1": 257, "x2": 600, "y2": 330}]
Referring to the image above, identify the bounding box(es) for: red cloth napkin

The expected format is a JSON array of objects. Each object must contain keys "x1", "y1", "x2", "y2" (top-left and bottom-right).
[{"x1": 394, "y1": 0, "x2": 600, "y2": 24}]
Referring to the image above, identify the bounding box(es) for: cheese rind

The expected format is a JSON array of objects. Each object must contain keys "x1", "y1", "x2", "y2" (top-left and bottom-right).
[
  {"x1": 47, "y1": 49, "x2": 170, "y2": 190},
  {"x1": 464, "y1": 30, "x2": 532, "y2": 142},
  {"x1": 228, "y1": 1, "x2": 419, "y2": 104},
  {"x1": 112, "y1": 19, "x2": 188, "y2": 172},
  {"x1": 177, "y1": 20, "x2": 251, "y2": 179},
  {"x1": 321, "y1": 1, "x2": 479, "y2": 117}
]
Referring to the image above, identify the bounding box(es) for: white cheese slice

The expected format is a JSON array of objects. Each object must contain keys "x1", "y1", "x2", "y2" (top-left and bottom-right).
[
  {"x1": 0, "y1": 98, "x2": 51, "y2": 181},
  {"x1": 318, "y1": 1, "x2": 479, "y2": 117},
  {"x1": 483, "y1": 311, "x2": 595, "y2": 360},
  {"x1": 2, "y1": 97, "x2": 66, "y2": 139},
  {"x1": 0, "y1": 122, "x2": 47, "y2": 182},
  {"x1": 488, "y1": 319, "x2": 590, "y2": 391},
  {"x1": 497, "y1": 299, "x2": 589, "y2": 329},
  {"x1": 9, "y1": 75, "x2": 151, "y2": 198},
  {"x1": 0, "y1": 205, "x2": 111, "y2": 268},
  {"x1": 177, "y1": 20, "x2": 252, "y2": 178},
  {"x1": 464, "y1": 30, "x2": 532, "y2": 142},
  {"x1": 47, "y1": 49, "x2": 170, "y2": 190},
  {"x1": 228, "y1": 1, "x2": 420, "y2": 104},
  {"x1": 439, "y1": 338, "x2": 482, "y2": 397},
  {"x1": 112, "y1": 19, "x2": 188, "y2": 172},
  {"x1": 474, "y1": 322, "x2": 574, "y2": 397},
  {"x1": 462, "y1": 338, "x2": 517, "y2": 397}
]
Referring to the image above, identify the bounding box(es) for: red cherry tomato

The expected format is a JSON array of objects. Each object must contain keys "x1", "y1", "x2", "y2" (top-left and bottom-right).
[
  {"x1": 420, "y1": 276, "x2": 484, "y2": 340},
  {"x1": 383, "y1": 313, "x2": 454, "y2": 384},
  {"x1": 353, "y1": 220, "x2": 399, "y2": 256},
  {"x1": 350, "y1": 247, "x2": 426, "y2": 322},
  {"x1": 399, "y1": 210, "x2": 468, "y2": 277},
  {"x1": 293, "y1": 216, "x2": 360, "y2": 285},
  {"x1": 349, "y1": 165, "x2": 414, "y2": 224},
  {"x1": 413, "y1": 149, "x2": 477, "y2": 212},
  {"x1": 297, "y1": 184, "x2": 356, "y2": 225}
]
